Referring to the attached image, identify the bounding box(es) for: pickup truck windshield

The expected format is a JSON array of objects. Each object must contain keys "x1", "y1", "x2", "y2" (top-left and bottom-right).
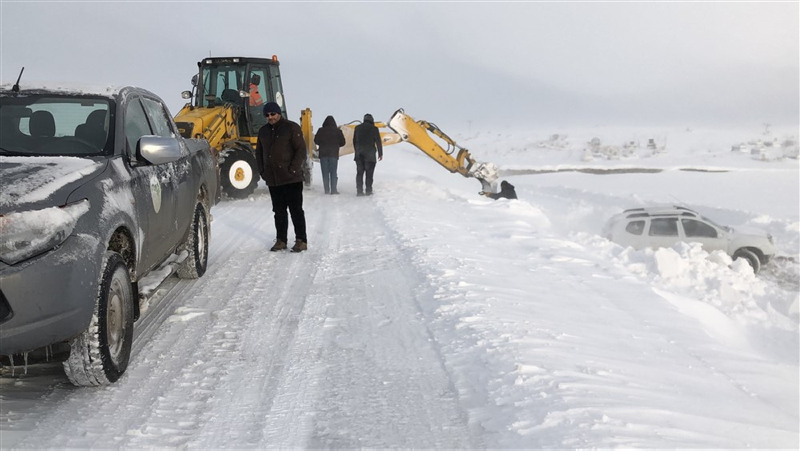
[{"x1": 0, "y1": 95, "x2": 112, "y2": 156}]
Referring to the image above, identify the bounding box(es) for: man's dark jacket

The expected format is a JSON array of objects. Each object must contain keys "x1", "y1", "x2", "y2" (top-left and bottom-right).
[
  {"x1": 255, "y1": 117, "x2": 307, "y2": 186},
  {"x1": 352, "y1": 114, "x2": 383, "y2": 162},
  {"x1": 314, "y1": 115, "x2": 346, "y2": 159}
]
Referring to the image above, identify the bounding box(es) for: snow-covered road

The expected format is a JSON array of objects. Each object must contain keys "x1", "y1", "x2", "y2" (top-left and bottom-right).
[
  {"x1": 2, "y1": 191, "x2": 482, "y2": 448},
  {"x1": 1, "y1": 129, "x2": 798, "y2": 448}
]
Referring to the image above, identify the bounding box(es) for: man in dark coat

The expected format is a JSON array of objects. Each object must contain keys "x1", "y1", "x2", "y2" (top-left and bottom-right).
[
  {"x1": 255, "y1": 102, "x2": 309, "y2": 252},
  {"x1": 486, "y1": 180, "x2": 518, "y2": 200},
  {"x1": 314, "y1": 115, "x2": 346, "y2": 195},
  {"x1": 352, "y1": 113, "x2": 383, "y2": 196}
]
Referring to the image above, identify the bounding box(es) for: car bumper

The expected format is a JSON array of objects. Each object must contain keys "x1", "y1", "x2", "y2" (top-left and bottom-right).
[{"x1": 0, "y1": 235, "x2": 101, "y2": 355}]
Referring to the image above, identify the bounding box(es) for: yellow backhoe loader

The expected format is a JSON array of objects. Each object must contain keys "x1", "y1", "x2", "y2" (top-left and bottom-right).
[
  {"x1": 175, "y1": 56, "x2": 502, "y2": 199},
  {"x1": 174, "y1": 56, "x2": 315, "y2": 199}
]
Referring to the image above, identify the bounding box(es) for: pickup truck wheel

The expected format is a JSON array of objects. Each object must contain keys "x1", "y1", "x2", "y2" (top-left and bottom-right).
[
  {"x1": 733, "y1": 249, "x2": 761, "y2": 274},
  {"x1": 177, "y1": 203, "x2": 209, "y2": 279},
  {"x1": 221, "y1": 149, "x2": 258, "y2": 199},
  {"x1": 63, "y1": 251, "x2": 134, "y2": 386}
]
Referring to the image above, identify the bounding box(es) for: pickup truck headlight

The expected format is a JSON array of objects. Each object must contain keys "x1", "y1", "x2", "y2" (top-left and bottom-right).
[{"x1": 0, "y1": 200, "x2": 90, "y2": 265}]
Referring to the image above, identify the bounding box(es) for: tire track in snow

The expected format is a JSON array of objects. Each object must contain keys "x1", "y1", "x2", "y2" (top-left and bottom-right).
[
  {"x1": 122, "y1": 193, "x2": 324, "y2": 447},
  {"x1": 4, "y1": 189, "x2": 477, "y2": 448},
  {"x1": 185, "y1": 194, "x2": 332, "y2": 447},
  {"x1": 11, "y1": 197, "x2": 279, "y2": 448},
  {"x1": 258, "y1": 194, "x2": 477, "y2": 448}
]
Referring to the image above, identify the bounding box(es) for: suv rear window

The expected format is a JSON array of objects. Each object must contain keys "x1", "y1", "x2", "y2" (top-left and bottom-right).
[{"x1": 625, "y1": 220, "x2": 645, "y2": 235}]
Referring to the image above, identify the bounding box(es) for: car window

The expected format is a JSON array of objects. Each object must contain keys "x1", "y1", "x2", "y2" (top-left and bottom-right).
[
  {"x1": 141, "y1": 97, "x2": 174, "y2": 138},
  {"x1": 649, "y1": 218, "x2": 678, "y2": 236},
  {"x1": 682, "y1": 219, "x2": 718, "y2": 238},
  {"x1": 625, "y1": 220, "x2": 645, "y2": 235},
  {"x1": 0, "y1": 95, "x2": 110, "y2": 156},
  {"x1": 124, "y1": 99, "x2": 152, "y2": 156}
]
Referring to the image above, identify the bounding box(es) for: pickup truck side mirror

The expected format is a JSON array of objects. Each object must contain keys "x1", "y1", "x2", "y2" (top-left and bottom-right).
[{"x1": 138, "y1": 135, "x2": 183, "y2": 165}]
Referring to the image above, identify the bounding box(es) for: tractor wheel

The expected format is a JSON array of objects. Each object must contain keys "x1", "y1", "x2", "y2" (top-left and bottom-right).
[
  {"x1": 63, "y1": 251, "x2": 134, "y2": 386},
  {"x1": 220, "y1": 148, "x2": 258, "y2": 199},
  {"x1": 733, "y1": 249, "x2": 761, "y2": 274}
]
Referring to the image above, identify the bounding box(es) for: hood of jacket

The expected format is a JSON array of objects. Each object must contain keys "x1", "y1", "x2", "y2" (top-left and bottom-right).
[
  {"x1": 363, "y1": 113, "x2": 374, "y2": 124},
  {"x1": 323, "y1": 115, "x2": 337, "y2": 127}
]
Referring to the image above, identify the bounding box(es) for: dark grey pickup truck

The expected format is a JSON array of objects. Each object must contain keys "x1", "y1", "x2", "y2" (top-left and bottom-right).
[{"x1": 0, "y1": 85, "x2": 219, "y2": 386}]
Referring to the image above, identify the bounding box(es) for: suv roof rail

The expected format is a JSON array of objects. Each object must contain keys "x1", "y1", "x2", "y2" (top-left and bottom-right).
[{"x1": 621, "y1": 205, "x2": 699, "y2": 219}]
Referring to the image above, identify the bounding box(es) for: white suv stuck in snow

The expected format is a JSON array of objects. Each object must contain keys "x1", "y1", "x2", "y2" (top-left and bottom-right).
[{"x1": 603, "y1": 206, "x2": 775, "y2": 273}]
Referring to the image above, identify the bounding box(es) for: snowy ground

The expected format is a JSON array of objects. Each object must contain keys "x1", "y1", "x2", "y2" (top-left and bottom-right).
[{"x1": 1, "y1": 124, "x2": 798, "y2": 448}]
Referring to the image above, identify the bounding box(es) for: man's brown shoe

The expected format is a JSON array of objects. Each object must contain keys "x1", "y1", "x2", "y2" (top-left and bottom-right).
[
  {"x1": 291, "y1": 240, "x2": 307, "y2": 253},
  {"x1": 270, "y1": 240, "x2": 287, "y2": 252}
]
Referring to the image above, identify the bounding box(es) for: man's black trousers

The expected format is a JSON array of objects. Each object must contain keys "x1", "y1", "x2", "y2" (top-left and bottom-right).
[
  {"x1": 268, "y1": 181, "x2": 307, "y2": 243},
  {"x1": 355, "y1": 155, "x2": 377, "y2": 194}
]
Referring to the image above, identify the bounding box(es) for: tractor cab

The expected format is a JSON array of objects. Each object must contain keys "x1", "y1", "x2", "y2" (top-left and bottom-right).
[
  {"x1": 183, "y1": 56, "x2": 286, "y2": 138},
  {"x1": 175, "y1": 55, "x2": 315, "y2": 199}
]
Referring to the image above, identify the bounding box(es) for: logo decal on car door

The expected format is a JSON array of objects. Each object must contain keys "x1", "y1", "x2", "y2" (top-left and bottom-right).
[{"x1": 150, "y1": 174, "x2": 162, "y2": 213}]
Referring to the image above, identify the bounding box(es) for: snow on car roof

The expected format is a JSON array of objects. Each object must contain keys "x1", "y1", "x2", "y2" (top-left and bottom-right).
[{"x1": 0, "y1": 81, "x2": 124, "y2": 98}]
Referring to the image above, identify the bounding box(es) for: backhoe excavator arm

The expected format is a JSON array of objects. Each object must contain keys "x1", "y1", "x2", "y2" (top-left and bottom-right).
[
  {"x1": 312, "y1": 108, "x2": 502, "y2": 195},
  {"x1": 386, "y1": 109, "x2": 499, "y2": 193}
]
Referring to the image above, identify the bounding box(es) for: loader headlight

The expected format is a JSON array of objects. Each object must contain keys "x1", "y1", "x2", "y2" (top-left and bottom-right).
[{"x1": 0, "y1": 200, "x2": 89, "y2": 265}]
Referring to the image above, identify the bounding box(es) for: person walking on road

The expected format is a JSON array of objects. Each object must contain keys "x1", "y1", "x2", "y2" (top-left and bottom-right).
[
  {"x1": 352, "y1": 113, "x2": 383, "y2": 196},
  {"x1": 314, "y1": 115, "x2": 346, "y2": 195},
  {"x1": 255, "y1": 101, "x2": 309, "y2": 252}
]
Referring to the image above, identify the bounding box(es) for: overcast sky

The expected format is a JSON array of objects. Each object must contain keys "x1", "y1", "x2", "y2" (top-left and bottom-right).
[{"x1": 2, "y1": 1, "x2": 797, "y2": 129}]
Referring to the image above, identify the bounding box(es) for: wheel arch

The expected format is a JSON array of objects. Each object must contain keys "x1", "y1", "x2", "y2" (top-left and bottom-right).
[
  {"x1": 736, "y1": 246, "x2": 766, "y2": 263},
  {"x1": 197, "y1": 183, "x2": 210, "y2": 212},
  {"x1": 107, "y1": 226, "x2": 140, "y2": 320}
]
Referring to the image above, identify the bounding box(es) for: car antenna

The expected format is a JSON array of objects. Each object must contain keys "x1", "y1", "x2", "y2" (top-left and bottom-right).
[
  {"x1": 11, "y1": 67, "x2": 24, "y2": 93},
  {"x1": 670, "y1": 194, "x2": 690, "y2": 210}
]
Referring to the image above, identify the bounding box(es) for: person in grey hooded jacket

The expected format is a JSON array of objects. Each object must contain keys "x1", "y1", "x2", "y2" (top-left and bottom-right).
[
  {"x1": 314, "y1": 115, "x2": 346, "y2": 194},
  {"x1": 352, "y1": 113, "x2": 383, "y2": 196}
]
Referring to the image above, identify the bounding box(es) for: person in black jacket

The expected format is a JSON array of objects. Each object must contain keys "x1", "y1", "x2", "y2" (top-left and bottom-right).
[
  {"x1": 352, "y1": 113, "x2": 383, "y2": 196},
  {"x1": 255, "y1": 102, "x2": 309, "y2": 252},
  {"x1": 314, "y1": 115, "x2": 346, "y2": 195}
]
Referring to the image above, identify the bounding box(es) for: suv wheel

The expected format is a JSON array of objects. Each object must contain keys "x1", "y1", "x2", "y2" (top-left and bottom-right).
[
  {"x1": 177, "y1": 203, "x2": 209, "y2": 279},
  {"x1": 733, "y1": 249, "x2": 761, "y2": 274},
  {"x1": 63, "y1": 251, "x2": 134, "y2": 386}
]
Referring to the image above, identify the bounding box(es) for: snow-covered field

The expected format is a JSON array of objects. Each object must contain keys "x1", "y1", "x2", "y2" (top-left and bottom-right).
[{"x1": 1, "y1": 124, "x2": 798, "y2": 448}]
